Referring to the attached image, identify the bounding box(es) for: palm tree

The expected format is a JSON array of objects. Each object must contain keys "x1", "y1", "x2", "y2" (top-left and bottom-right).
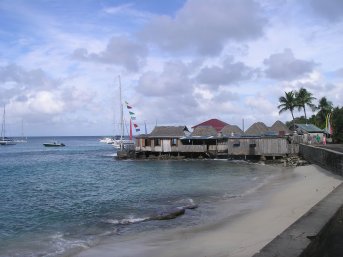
[
  {"x1": 295, "y1": 88, "x2": 316, "y2": 123},
  {"x1": 278, "y1": 91, "x2": 297, "y2": 127},
  {"x1": 316, "y1": 97, "x2": 333, "y2": 128}
]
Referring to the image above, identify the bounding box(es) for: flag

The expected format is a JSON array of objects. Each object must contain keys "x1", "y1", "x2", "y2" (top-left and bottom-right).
[
  {"x1": 125, "y1": 101, "x2": 132, "y2": 109},
  {"x1": 125, "y1": 101, "x2": 140, "y2": 133}
]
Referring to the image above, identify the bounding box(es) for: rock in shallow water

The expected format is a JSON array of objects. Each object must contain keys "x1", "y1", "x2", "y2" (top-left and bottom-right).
[{"x1": 151, "y1": 207, "x2": 186, "y2": 220}]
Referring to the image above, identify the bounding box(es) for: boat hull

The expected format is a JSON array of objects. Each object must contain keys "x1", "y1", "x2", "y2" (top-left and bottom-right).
[
  {"x1": 0, "y1": 140, "x2": 16, "y2": 146},
  {"x1": 43, "y1": 143, "x2": 65, "y2": 147}
]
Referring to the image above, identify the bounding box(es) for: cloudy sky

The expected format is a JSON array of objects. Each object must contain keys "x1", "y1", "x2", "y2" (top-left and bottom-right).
[{"x1": 1, "y1": 0, "x2": 342, "y2": 136}]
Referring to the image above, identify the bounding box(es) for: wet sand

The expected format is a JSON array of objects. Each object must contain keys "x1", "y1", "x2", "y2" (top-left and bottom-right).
[{"x1": 76, "y1": 165, "x2": 342, "y2": 257}]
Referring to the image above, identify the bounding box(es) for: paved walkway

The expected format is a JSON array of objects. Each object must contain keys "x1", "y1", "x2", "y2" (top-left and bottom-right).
[
  {"x1": 317, "y1": 144, "x2": 343, "y2": 257},
  {"x1": 321, "y1": 213, "x2": 343, "y2": 257},
  {"x1": 317, "y1": 144, "x2": 343, "y2": 154},
  {"x1": 306, "y1": 144, "x2": 343, "y2": 257}
]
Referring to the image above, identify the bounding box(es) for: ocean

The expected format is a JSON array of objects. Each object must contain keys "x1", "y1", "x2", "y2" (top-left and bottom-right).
[{"x1": 0, "y1": 137, "x2": 282, "y2": 257}]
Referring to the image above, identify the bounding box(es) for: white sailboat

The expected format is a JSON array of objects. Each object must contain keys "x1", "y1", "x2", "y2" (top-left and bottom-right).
[
  {"x1": 0, "y1": 105, "x2": 16, "y2": 146},
  {"x1": 15, "y1": 119, "x2": 27, "y2": 143},
  {"x1": 113, "y1": 76, "x2": 134, "y2": 150}
]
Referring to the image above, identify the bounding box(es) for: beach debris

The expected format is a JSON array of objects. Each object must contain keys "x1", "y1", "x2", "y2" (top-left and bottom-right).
[{"x1": 283, "y1": 155, "x2": 310, "y2": 167}]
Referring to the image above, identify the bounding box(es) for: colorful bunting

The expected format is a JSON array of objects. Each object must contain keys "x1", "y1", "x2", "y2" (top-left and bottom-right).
[
  {"x1": 325, "y1": 113, "x2": 332, "y2": 135},
  {"x1": 125, "y1": 101, "x2": 133, "y2": 109},
  {"x1": 125, "y1": 101, "x2": 141, "y2": 134}
]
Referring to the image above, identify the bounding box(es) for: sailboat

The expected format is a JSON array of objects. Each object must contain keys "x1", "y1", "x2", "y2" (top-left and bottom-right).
[
  {"x1": 0, "y1": 105, "x2": 16, "y2": 146},
  {"x1": 112, "y1": 76, "x2": 134, "y2": 150},
  {"x1": 15, "y1": 119, "x2": 27, "y2": 143}
]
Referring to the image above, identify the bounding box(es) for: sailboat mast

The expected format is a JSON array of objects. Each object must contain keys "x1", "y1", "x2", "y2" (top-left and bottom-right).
[
  {"x1": 129, "y1": 119, "x2": 132, "y2": 140},
  {"x1": 2, "y1": 106, "x2": 6, "y2": 140},
  {"x1": 21, "y1": 119, "x2": 24, "y2": 139},
  {"x1": 118, "y1": 76, "x2": 124, "y2": 150}
]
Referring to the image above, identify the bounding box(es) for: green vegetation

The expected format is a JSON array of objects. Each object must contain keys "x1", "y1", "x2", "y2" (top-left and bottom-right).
[
  {"x1": 332, "y1": 107, "x2": 343, "y2": 143},
  {"x1": 278, "y1": 91, "x2": 297, "y2": 126},
  {"x1": 316, "y1": 97, "x2": 333, "y2": 128},
  {"x1": 278, "y1": 88, "x2": 343, "y2": 143},
  {"x1": 295, "y1": 88, "x2": 316, "y2": 121}
]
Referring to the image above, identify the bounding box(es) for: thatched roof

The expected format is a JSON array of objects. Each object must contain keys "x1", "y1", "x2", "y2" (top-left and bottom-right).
[
  {"x1": 191, "y1": 126, "x2": 217, "y2": 137},
  {"x1": 149, "y1": 126, "x2": 189, "y2": 138},
  {"x1": 244, "y1": 122, "x2": 268, "y2": 136},
  {"x1": 269, "y1": 120, "x2": 291, "y2": 134},
  {"x1": 220, "y1": 125, "x2": 243, "y2": 136}
]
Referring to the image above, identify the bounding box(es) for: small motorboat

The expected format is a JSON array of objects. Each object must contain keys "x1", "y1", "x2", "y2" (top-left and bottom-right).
[{"x1": 43, "y1": 141, "x2": 65, "y2": 147}]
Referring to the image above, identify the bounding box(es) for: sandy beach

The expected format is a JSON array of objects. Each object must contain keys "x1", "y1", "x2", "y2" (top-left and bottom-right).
[{"x1": 76, "y1": 164, "x2": 342, "y2": 257}]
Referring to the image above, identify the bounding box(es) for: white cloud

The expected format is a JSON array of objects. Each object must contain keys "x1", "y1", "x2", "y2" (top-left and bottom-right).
[
  {"x1": 72, "y1": 36, "x2": 148, "y2": 72},
  {"x1": 1, "y1": 0, "x2": 343, "y2": 135},
  {"x1": 263, "y1": 48, "x2": 316, "y2": 80},
  {"x1": 303, "y1": 0, "x2": 343, "y2": 22},
  {"x1": 137, "y1": 60, "x2": 194, "y2": 97},
  {"x1": 196, "y1": 56, "x2": 256, "y2": 87},
  {"x1": 140, "y1": 0, "x2": 267, "y2": 55},
  {"x1": 245, "y1": 94, "x2": 275, "y2": 113},
  {"x1": 29, "y1": 91, "x2": 64, "y2": 114}
]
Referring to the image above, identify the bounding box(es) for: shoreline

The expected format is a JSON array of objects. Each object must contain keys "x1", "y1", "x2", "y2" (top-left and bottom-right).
[{"x1": 75, "y1": 164, "x2": 342, "y2": 257}]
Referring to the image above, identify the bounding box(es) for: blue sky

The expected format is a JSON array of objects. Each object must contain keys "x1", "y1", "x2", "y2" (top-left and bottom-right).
[{"x1": 1, "y1": 0, "x2": 343, "y2": 136}]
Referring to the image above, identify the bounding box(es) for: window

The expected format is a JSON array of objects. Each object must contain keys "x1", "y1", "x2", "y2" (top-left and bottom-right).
[
  {"x1": 233, "y1": 142, "x2": 240, "y2": 147},
  {"x1": 249, "y1": 143, "x2": 256, "y2": 148},
  {"x1": 145, "y1": 139, "x2": 151, "y2": 146},
  {"x1": 171, "y1": 138, "x2": 178, "y2": 146},
  {"x1": 154, "y1": 138, "x2": 161, "y2": 146}
]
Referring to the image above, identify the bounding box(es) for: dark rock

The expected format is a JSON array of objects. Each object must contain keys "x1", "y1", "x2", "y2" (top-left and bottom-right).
[{"x1": 151, "y1": 207, "x2": 186, "y2": 220}]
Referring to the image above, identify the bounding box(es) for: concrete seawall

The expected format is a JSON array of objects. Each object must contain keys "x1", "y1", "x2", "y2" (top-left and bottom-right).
[
  {"x1": 299, "y1": 144, "x2": 343, "y2": 176},
  {"x1": 253, "y1": 144, "x2": 343, "y2": 257}
]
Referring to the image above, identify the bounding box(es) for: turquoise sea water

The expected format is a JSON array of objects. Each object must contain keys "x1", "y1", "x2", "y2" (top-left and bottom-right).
[{"x1": 0, "y1": 137, "x2": 279, "y2": 257}]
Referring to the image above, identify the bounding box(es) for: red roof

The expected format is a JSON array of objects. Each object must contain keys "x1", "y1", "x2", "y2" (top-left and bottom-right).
[{"x1": 192, "y1": 119, "x2": 229, "y2": 132}]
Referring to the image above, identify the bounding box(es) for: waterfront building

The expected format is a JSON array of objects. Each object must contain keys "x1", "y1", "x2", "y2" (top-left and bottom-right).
[
  {"x1": 135, "y1": 126, "x2": 190, "y2": 156},
  {"x1": 134, "y1": 120, "x2": 295, "y2": 160},
  {"x1": 290, "y1": 124, "x2": 324, "y2": 144}
]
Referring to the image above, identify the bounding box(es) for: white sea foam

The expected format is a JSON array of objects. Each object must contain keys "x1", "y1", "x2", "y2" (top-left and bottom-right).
[
  {"x1": 41, "y1": 232, "x2": 91, "y2": 257},
  {"x1": 106, "y1": 216, "x2": 149, "y2": 225},
  {"x1": 241, "y1": 172, "x2": 282, "y2": 197},
  {"x1": 174, "y1": 198, "x2": 194, "y2": 205},
  {"x1": 223, "y1": 193, "x2": 241, "y2": 199},
  {"x1": 102, "y1": 153, "x2": 117, "y2": 157}
]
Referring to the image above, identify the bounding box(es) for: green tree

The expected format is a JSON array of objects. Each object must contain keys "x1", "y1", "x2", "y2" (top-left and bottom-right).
[
  {"x1": 295, "y1": 88, "x2": 316, "y2": 123},
  {"x1": 316, "y1": 97, "x2": 333, "y2": 128},
  {"x1": 332, "y1": 107, "x2": 343, "y2": 143},
  {"x1": 278, "y1": 91, "x2": 297, "y2": 126}
]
